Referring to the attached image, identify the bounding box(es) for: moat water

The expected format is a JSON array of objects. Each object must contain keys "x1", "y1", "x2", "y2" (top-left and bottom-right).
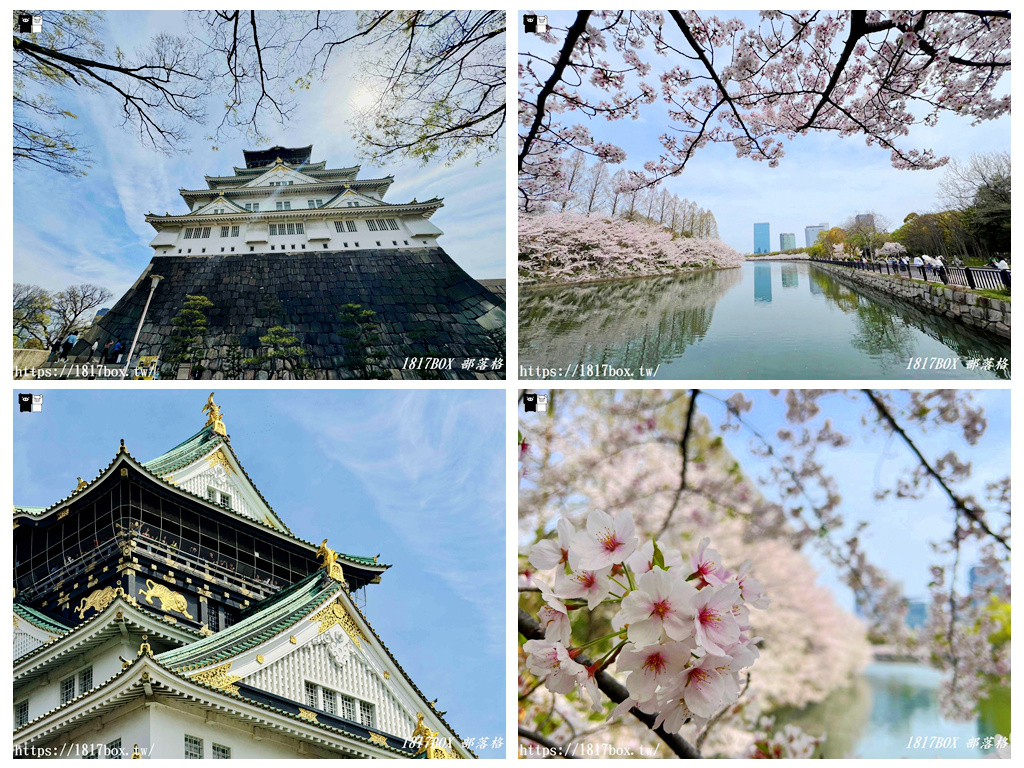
[
  {"x1": 773, "y1": 662, "x2": 1007, "y2": 759},
  {"x1": 519, "y1": 261, "x2": 1010, "y2": 379}
]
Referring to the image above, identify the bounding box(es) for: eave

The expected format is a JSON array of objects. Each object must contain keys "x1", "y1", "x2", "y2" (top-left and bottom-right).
[
  {"x1": 145, "y1": 199, "x2": 443, "y2": 229},
  {"x1": 14, "y1": 597, "x2": 202, "y2": 683},
  {"x1": 13, "y1": 657, "x2": 410, "y2": 758},
  {"x1": 184, "y1": 176, "x2": 394, "y2": 199},
  {"x1": 13, "y1": 448, "x2": 391, "y2": 578}
]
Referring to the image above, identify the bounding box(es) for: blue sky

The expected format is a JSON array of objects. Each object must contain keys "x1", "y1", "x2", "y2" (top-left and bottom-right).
[
  {"x1": 705, "y1": 389, "x2": 1010, "y2": 611},
  {"x1": 13, "y1": 389, "x2": 505, "y2": 754},
  {"x1": 520, "y1": 11, "x2": 1011, "y2": 253},
  {"x1": 14, "y1": 10, "x2": 505, "y2": 301}
]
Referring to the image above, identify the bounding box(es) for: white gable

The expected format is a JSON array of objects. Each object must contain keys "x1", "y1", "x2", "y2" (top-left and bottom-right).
[
  {"x1": 244, "y1": 164, "x2": 321, "y2": 188},
  {"x1": 244, "y1": 626, "x2": 417, "y2": 739},
  {"x1": 190, "y1": 196, "x2": 249, "y2": 216},
  {"x1": 324, "y1": 189, "x2": 388, "y2": 209},
  {"x1": 14, "y1": 613, "x2": 60, "y2": 659},
  {"x1": 162, "y1": 445, "x2": 284, "y2": 531}
]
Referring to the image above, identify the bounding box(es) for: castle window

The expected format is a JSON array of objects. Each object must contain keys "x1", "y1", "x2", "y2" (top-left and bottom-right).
[
  {"x1": 305, "y1": 682, "x2": 318, "y2": 709},
  {"x1": 221, "y1": 248, "x2": 225, "y2": 253},
  {"x1": 207, "y1": 488, "x2": 232, "y2": 509},
  {"x1": 359, "y1": 701, "x2": 376, "y2": 729},
  {"x1": 60, "y1": 675, "x2": 76, "y2": 705},
  {"x1": 346, "y1": 221, "x2": 357, "y2": 232},
  {"x1": 295, "y1": 223, "x2": 304, "y2": 234},
  {"x1": 333, "y1": 221, "x2": 344, "y2": 233},
  {"x1": 212, "y1": 744, "x2": 231, "y2": 759},
  {"x1": 14, "y1": 700, "x2": 28, "y2": 729},
  {"x1": 85, "y1": 749, "x2": 98, "y2": 759},
  {"x1": 208, "y1": 606, "x2": 219, "y2": 632},
  {"x1": 286, "y1": 223, "x2": 296, "y2": 235},
  {"x1": 201, "y1": 227, "x2": 212, "y2": 238},
  {"x1": 184, "y1": 735, "x2": 203, "y2": 759},
  {"x1": 322, "y1": 689, "x2": 337, "y2": 715},
  {"x1": 376, "y1": 241, "x2": 381, "y2": 246},
  {"x1": 269, "y1": 224, "x2": 277, "y2": 236},
  {"x1": 106, "y1": 739, "x2": 122, "y2": 759},
  {"x1": 244, "y1": 203, "x2": 251, "y2": 211},
  {"x1": 230, "y1": 247, "x2": 235, "y2": 252},
  {"x1": 386, "y1": 218, "x2": 399, "y2": 230},
  {"x1": 366, "y1": 220, "x2": 378, "y2": 232},
  {"x1": 275, "y1": 201, "x2": 292, "y2": 211},
  {"x1": 308, "y1": 200, "x2": 316, "y2": 209},
  {"x1": 354, "y1": 242, "x2": 359, "y2": 247},
  {"x1": 338, "y1": 694, "x2": 356, "y2": 721},
  {"x1": 231, "y1": 226, "x2": 239, "y2": 237},
  {"x1": 393, "y1": 241, "x2": 397, "y2": 246},
  {"x1": 252, "y1": 203, "x2": 259, "y2": 212},
  {"x1": 404, "y1": 241, "x2": 409, "y2": 245},
  {"x1": 220, "y1": 227, "x2": 229, "y2": 237},
  {"x1": 80, "y1": 666, "x2": 93, "y2": 692},
  {"x1": 343, "y1": 243, "x2": 348, "y2": 248}
]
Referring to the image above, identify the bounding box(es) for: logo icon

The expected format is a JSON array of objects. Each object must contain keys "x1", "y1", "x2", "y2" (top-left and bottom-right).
[
  {"x1": 523, "y1": 14, "x2": 547, "y2": 34},
  {"x1": 17, "y1": 14, "x2": 42, "y2": 33},
  {"x1": 522, "y1": 394, "x2": 548, "y2": 413}
]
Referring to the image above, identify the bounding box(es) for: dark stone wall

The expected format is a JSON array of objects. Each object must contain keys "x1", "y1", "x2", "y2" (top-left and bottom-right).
[{"x1": 77, "y1": 248, "x2": 505, "y2": 379}]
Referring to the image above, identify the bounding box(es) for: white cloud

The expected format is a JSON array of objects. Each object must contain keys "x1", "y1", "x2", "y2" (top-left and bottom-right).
[{"x1": 283, "y1": 392, "x2": 506, "y2": 654}]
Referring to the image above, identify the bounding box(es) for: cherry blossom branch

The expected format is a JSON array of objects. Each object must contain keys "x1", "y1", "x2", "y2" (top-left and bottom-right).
[
  {"x1": 518, "y1": 10, "x2": 593, "y2": 171},
  {"x1": 658, "y1": 388, "x2": 700, "y2": 536},
  {"x1": 861, "y1": 390, "x2": 1010, "y2": 551},
  {"x1": 519, "y1": 609, "x2": 703, "y2": 759},
  {"x1": 695, "y1": 672, "x2": 751, "y2": 751}
]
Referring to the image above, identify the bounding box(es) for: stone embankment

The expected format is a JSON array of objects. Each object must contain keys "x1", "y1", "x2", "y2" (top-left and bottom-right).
[{"x1": 812, "y1": 263, "x2": 1010, "y2": 340}]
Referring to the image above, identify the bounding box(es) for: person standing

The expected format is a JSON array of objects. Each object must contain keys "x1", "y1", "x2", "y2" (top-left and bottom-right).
[{"x1": 89, "y1": 340, "x2": 100, "y2": 361}]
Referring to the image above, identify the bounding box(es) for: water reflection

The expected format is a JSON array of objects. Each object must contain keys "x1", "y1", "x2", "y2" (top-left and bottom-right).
[
  {"x1": 754, "y1": 263, "x2": 773, "y2": 302},
  {"x1": 519, "y1": 261, "x2": 1009, "y2": 379},
  {"x1": 781, "y1": 264, "x2": 799, "y2": 289},
  {"x1": 519, "y1": 269, "x2": 742, "y2": 374}
]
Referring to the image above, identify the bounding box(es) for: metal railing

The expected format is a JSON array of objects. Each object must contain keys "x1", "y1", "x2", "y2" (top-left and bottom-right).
[{"x1": 810, "y1": 258, "x2": 1010, "y2": 293}]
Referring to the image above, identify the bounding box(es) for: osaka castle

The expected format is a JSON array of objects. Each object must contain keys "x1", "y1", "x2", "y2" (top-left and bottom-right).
[
  {"x1": 13, "y1": 396, "x2": 474, "y2": 758},
  {"x1": 74, "y1": 145, "x2": 504, "y2": 379}
]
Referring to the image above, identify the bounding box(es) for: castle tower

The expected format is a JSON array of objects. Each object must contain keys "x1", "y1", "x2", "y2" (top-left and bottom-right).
[
  {"x1": 14, "y1": 396, "x2": 474, "y2": 758},
  {"x1": 75, "y1": 146, "x2": 504, "y2": 379}
]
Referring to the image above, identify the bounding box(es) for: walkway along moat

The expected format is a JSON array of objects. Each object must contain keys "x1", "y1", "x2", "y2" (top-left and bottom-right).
[{"x1": 519, "y1": 261, "x2": 1010, "y2": 380}]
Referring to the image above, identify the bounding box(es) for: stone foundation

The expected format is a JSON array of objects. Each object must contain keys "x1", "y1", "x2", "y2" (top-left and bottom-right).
[
  {"x1": 811, "y1": 263, "x2": 1010, "y2": 340},
  {"x1": 66, "y1": 248, "x2": 505, "y2": 379}
]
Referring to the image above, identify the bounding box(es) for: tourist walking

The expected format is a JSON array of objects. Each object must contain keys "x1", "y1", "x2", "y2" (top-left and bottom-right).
[{"x1": 88, "y1": 340, "x2": 100, "y2": 361}]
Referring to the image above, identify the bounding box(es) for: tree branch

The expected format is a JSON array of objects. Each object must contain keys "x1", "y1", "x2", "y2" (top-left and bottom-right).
[
  {"x1": 861, "y1": 389, "x2": 1009, "y2": 550},
  {"x1": 518, "y1": 10, "x2": 592, "y2": 171}
]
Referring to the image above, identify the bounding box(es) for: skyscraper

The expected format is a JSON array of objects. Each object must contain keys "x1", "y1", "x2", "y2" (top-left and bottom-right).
[
  {"x1": 753, "y1": 222, "x2": 770, "y2": 254},
  {"x1": 780, "y1": 233, "x2": 796, "y2": 251},
  {"x1": 805, "y1": 222, "x2": 829, "y2": 248}
]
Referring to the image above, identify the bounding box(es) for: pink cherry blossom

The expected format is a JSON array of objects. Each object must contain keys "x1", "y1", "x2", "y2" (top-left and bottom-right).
[
  {"x1": 615, "y1": 567, "x2": 698, "y2": 647},
  {"x1": 693, "y1": 583, "x2": 742, "y2": 655},
  {"x1": 571, "y1": 509, "x2": 638, "y2": 570},
  {"x1": 690, "y1": 537, "x2": 730, "y2": 588},
  {"x1": 522, "y1": 639, "x2": 586, "y2": 695},
  {"x1": 618, "y1": 639, "x2": 696, "y2": 701},
  {"x1": 529, "y1": 517, "x2": 577, "y2": 571},
  {"x1": 555, "y1": 566, "x2": 614, "y2": 610}
]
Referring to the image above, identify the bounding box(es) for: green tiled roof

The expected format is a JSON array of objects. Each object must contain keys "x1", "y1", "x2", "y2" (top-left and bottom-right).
[
  {"x1": 143, "y1": 424, "x2": 225, "y2": 475},
  {"x1": 14, "y1": 603, "x2": 73, "y2": 634},
  {"x1": 157, "y1": 570, "x2": 339, "y2": 670},
  {"x1": 13, "y1": 506, "x2": 46, "y2": 515}
]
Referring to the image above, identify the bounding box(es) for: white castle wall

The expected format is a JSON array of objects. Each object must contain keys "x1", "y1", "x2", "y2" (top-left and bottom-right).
[{"x1": 244, "y1": 631, "x2": 416, "y2": 740}]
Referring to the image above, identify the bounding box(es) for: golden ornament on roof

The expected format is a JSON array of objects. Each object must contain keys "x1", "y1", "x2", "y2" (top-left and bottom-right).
[
  {"x1": 316, "y1": 540, "x2": 346, "y2": 584},
  {"x1": 203, "y1": 393, "x2": 227, "y2": 436}
]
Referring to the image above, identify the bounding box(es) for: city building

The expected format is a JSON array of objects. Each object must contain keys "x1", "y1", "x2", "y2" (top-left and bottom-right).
[
  {"x1": 14, "y1": 396, "x2": 473, "y2": 758},
  {"x1": 855, "y1": 213, "x2": 875, "y2": 228},
  {"x1": 753, "y1": 222, "x2": 770, "y2": 254},
  {"x1": 70, "y1": 145, "x2": 504, "y2": 378},
  {"x1": 805, "y1": 222, "x2": 829, "y2": 248},
  {"x1": 779, "y1": 233, "x2": 796, "y2": 251}
]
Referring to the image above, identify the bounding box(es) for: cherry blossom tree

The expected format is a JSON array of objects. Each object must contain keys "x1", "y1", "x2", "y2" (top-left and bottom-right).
[
  {"x1": 519, "y1": 11, "x2": 1011, "y2": 208},
  {"x1": 518, "y1": 389, "x2": 1009, "y2": 757},
  {"x1": 519, "y1": 212, "x2": 743, "y2": 285}
]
